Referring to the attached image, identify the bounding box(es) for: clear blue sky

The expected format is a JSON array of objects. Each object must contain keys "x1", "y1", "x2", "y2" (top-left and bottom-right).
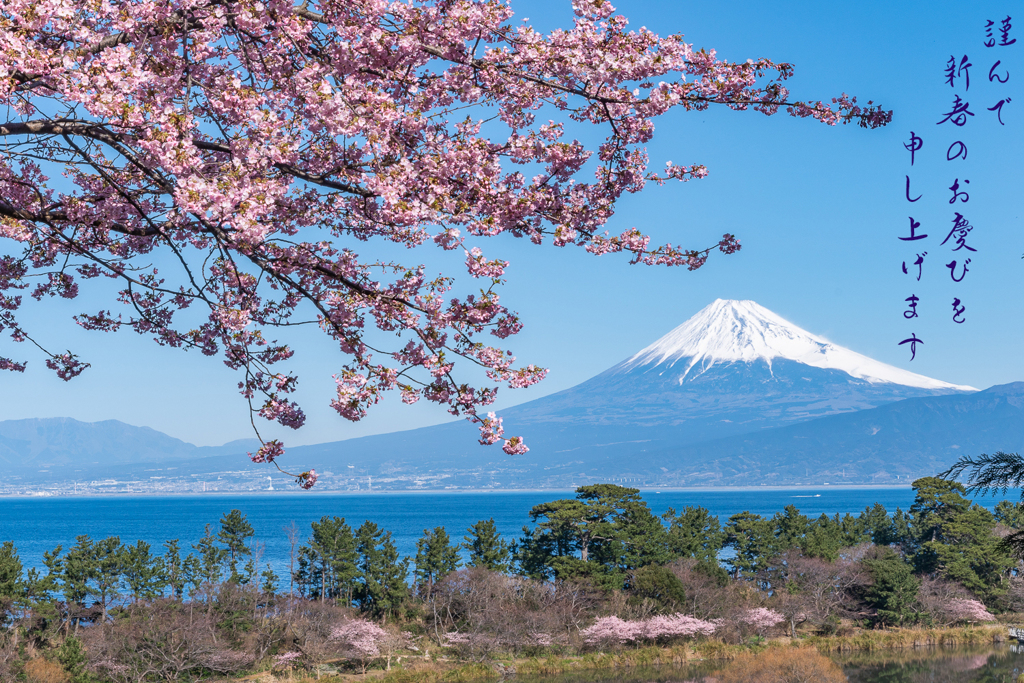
[{"x1": 2, "y1": 0, "x2": 1021, "y2": 448}]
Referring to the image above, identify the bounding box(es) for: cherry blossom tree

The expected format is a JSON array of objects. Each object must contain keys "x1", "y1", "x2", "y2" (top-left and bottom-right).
[
  {"x1": 330, "y1": 619, "x2": 388, "y2": 673},
  {"x1": 738, "y1": 607, "x2": 784, "y2": 637},
  {"x1": 945, "y1": 598, "x2": 996, "y2": 625},
  {"x1": 0, "y1": 0, "x2": 890, "y2": 486},
  {"x1": 580, "y1": 613, "x2": 716, "y2": 646}
]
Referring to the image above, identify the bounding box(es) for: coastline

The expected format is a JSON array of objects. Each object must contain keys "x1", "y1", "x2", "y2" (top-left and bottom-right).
[{"x1": 0, "y1": 484, "x2": 917, "y2": 500}]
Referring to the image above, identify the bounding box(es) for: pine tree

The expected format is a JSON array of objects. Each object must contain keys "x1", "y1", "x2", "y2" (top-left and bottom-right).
[
  {"x1": 296, "y1": 516, "x2": 359, "y2": 604},
  {"x1": 662, "y1": 506, "x2": 725, "y2": 566},
  {"x1": 163, "y1": 539, "x2": 185, "y2": 599},
  {"x1": 217, "y1": 509, "x2": 255, "y2": 582},
  {"x1": 863, "y1": 548, "x2": 921, "y2": 627},
  {"x1": 463, "y1": 519, "x2": 512, "y2": 573},
  {"x1": 724, "y1": 512, "x2": 778, "y2": 579},
  {"x1": 122, "y1": 540, "x2": 165, "y2": 602},
  {"x1": 860, "y1": 503, "x2": 896, "y2": 545},
  {"x1": 261, "y1": 564, "x2": 279, "y2": 594},
  {"x1": 63, "y1": 536, "x2": 124, "y2": 621},
  {"x1": 0, "y1": 541, "x2": 24, "y2": 625},
  {"x1": 194, "y1": 524, "x2": 226, "y2": 589},
  {"x1": 0, "y1": 541, "x2": 22, "y2": 598},
  {"x1": 415, "y1": 526, "x2": 460, "y2": 598},
  {"x1": 355, "y1": 521, "x2": 408, "y2": 619}
]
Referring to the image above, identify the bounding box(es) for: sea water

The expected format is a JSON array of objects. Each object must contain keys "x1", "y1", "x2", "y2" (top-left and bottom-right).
[{"x1": 0, "y1": 487, "x2": 1008, "y2": 577}]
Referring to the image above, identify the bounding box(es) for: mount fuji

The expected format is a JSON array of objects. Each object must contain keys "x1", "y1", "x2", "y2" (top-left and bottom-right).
[{"x1": 256, "y1": 299, "x2": 990, "y2": 487}]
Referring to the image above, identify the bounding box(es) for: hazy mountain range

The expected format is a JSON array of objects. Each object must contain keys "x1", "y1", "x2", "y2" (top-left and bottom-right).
[{"x1": 3, "y1": 300, "x2": 1020, "y2": 493}]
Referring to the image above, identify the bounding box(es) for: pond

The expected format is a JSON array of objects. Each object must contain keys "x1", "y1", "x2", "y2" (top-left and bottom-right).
[{"x1": 509, "y1": 644, "x2": 1024, "y2": 683}]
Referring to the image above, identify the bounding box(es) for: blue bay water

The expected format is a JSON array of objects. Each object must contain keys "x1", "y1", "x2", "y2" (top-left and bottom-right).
[{"x1": 0, "y1": 487, "x2": 1012, "y2": 579}]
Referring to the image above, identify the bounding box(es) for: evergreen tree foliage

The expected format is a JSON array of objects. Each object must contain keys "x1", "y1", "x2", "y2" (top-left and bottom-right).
[
  {"x1": 773, "y1": 505, "x2": 811, "y2": 549},
  {"x1": 0, "y1": 541, "x2": 22, "y2": 599},
  {"x1": 662, "y1": 506, "x2": 725, "y2": 565},
  {"x1": 628, "y1": 564, "x2": 687, "y2": 613},
  {"x1": 463, "y1": 518, "x2": 513, "y2": 572},
  {"x1": 194, "y1": 524, "x2": 226, "y2": 588},
  {"x1": 863, "y1": 547, "x2": 921, "y2": 626},
  {"x1": 994, "y1": 500, "x2": 1024, "y2": 529},
  {"x1": 56, "y1": 635, "x2": 91, "y2": 683},
  {"x1": 724, "y1": 511, "x2": 778, "y2": 578},
  {"x1": 162, "y1": 539, "x2": 185, "y2": 599},
  {"x1": 63, "y1": 535, "x2": 124, "y2": 620},
  {"x1": 801, "y1": 513, "x2": 870, "y2": 561},
  {"x1": 0, "y1": 541, "x2": 23, "y2": 624},
  {"x1": 261, "y1": 564, "x2": 279, "y2": 594},
  {"x1": 414, "y1": 526, "x2": 460, "y2": 598},
  {"x1": 122, "y1": 540, "x2": 165, "y2": 601},
  {"x1": 520, "y1": 484, "x2": 668, "y2": 586},
  {"x1": 355, "y1": 521, "x2": 408, "y2": 619},
  {"x1": 860, "y1": 503, "x2": 897, "y2": 545},
  {"x1": 295, "y1": 515, "x2": 359, "y2": 604},
  {"x1": 515, "y1": 524, "x2": 556, "y2": 581},
  {"x1": 217, "y1": 509, "x2": 255, "y2": 582},
  {"x1": 909, "y1": 477, "x2": 1012, "y2": 601}
]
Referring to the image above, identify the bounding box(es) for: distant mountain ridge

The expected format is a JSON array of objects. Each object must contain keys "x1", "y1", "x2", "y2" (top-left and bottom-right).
[
  {"x1": 2, "y1": 300, "x2": 1013, "y2": 491},
  {"x1": 0, "y1": 417, "x2": 258, "y2": 470}
]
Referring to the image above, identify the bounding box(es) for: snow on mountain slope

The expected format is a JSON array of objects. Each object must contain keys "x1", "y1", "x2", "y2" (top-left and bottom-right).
[{"x1": 621, "y1": 299, "x2": 975, "y2": 391}]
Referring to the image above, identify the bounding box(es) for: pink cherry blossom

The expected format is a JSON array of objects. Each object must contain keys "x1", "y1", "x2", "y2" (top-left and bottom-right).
[
  {"x1": 0, "y1": 0, "x2": 889, "y2": 487},
  {"x1": 946, "y1": 598, "x2": 996, "y2": 624},
  {"x1": 581, "y1": 614, "x2": 716, "y2": 645},
  {"x1": 739, "y1": 607, "x2": 785, "y2": 635}
]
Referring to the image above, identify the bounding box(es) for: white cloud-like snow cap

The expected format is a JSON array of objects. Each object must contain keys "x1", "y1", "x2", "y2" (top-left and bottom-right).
[{"x1": 622, "y1": 299, "x2": 976, "y2": 391}]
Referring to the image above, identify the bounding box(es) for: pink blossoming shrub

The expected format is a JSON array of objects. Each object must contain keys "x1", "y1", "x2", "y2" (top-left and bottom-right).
[
  {"x1": 331, "y1": 619, "x2": 388, "y2": 672},
  {"x1": 738, "y1": 607, "x2": 785, "y2": 636},
  {"x1": 945, "y1": 599, "x2": 996, "y2": 624},
  {"x1": 580, "y1": 614, "x2": 717, "y2": 646}
]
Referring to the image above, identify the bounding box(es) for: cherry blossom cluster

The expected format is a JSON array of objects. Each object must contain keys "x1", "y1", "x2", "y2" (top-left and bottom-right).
[
  {"x1": 271, "y1": 652, "x2": 302, "y2": 670},
  {"x1": 330, "y1": 619, "x2": 389, "y2": 658},
  {"x1": 580, "y1": 614, "x2": 717, "y2": 645},
  {"x1": 944, "y1": 598, "x2": 996, "y2": 624},
  {"x1": 738, "y1": 607, "x2": 785, "y2": 634},
  {"x1": 0, "y1": 0, "x2": 889, "y2": 485}
]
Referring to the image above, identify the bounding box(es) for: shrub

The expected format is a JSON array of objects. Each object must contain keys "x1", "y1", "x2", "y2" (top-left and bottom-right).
[{"x1": 24, "y1": 658, "x2": 69, "y2": 683}]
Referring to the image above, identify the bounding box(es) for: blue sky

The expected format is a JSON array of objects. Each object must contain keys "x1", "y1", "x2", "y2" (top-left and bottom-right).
[{"x1": 2, "y1": 0, "x2": 1021, "y2": 449}]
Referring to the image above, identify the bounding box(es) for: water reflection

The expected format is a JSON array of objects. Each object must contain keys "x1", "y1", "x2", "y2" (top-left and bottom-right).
[{"x1": 509, "y1": 644, "x2": 1024, "y2": 683}]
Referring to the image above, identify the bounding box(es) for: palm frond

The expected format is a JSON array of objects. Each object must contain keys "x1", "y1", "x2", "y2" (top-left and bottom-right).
[{"x1": 938, "y1": 451, "x2": 1024, "y2": 498}]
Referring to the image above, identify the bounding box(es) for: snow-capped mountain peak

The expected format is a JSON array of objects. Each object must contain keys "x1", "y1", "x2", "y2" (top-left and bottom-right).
[{"x1": 621, "y1": 299, "x2": 975, "y2": 391}]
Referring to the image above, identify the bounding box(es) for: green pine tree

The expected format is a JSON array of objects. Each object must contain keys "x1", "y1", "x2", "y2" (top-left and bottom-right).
[
  {"x1": 163, "y1": 539, "x2": 185, "y2": 599},
  {"x1": 295, "y1": 516, "x2": 359, "y2": 604},
  {"x1": 217, "y1": 509, "x2": 255, "y2": 582},
  {"x1": 463, "y1": 518, "x2": 513, "y2": 572},
  {"x1": 194, "y1": 524, "x2": 226, "y2": 589},
  {"x1": 261, "y1": 564, "x2": 279, "y2": 594},
  {"x1": 355, "y1": 521, "x2": 408, "y2": 620},
  {"x1": 63, "y1": 536, "x2": 124, "y2": 621},
  {"x1": 662, "y1": 506, "x2": 725, "y2": 566},
  {"x1": 724, "y1": 511, "x2": 778, "y2": 579},
  {"x1": 910, "y1": 476, "x2": 1012, "y2": 602},
  {"x1": 414, "y1": 526, "x2": 460, "y2": 598},
  {"x1": 863, "y1": 547, "x2": 921, "y2": 627},
  {"x1": 0, "y1": 541, "x2": 24, "y2": 625},
  {"x1": 122, "y1": 540, "x2": 165, "y2": 602}
]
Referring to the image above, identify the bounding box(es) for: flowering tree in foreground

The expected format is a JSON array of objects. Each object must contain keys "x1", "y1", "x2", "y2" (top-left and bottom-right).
[{"x1": 0, "y1": 0, "x2": 890, "y2": 486}]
